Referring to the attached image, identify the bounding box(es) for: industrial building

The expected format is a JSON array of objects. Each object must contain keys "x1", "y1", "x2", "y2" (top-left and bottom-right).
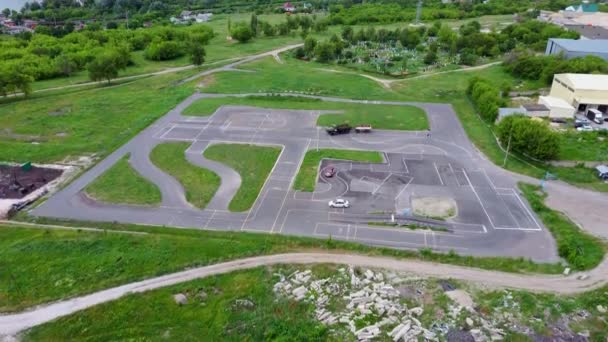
[
  {"x1": 548, "y1": 73, "x2": 608, "y2": 114},
  {"x1": 545, "y1": 38, "x2": 608, "y2": 60}
]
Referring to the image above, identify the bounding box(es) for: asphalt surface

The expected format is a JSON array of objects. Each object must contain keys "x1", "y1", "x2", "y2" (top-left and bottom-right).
[
  {"x1": 1, "y1": 252, "x2": 606, "y2": 336},
  {"x1": 30, "y1": 91, "x2": 559, "y2": 262}
]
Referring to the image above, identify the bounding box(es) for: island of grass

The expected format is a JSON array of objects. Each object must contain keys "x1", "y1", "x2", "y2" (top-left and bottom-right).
[
  {"x1": 204, "y1": 143, "x2": 281, "y2": 212},
  {"x1": 84, "y1": 154, "x2": 161, "y2": 206},
  {"x1": 183, "y1": 95, "x2": 429, "y2": 131},
  {"x1": 150, "y1": 142, "x2": 220, "y2": 209},
  {"x1": 293, "y1": 149, "x2": 384, "y2": 192}
]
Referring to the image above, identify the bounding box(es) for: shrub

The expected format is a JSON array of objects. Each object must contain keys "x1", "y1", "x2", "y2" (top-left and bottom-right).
[
  {"x1": 144, "y1": 40, "x2": 184, "y2": 61},
  {"x1": 497, "y1": 115, "x2": 560, "y2": 160}
]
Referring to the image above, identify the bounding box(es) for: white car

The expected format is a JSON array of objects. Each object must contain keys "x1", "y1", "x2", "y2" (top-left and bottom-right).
[{"x1": 328, "y1": 199, "x2": 350, "y2": 208}]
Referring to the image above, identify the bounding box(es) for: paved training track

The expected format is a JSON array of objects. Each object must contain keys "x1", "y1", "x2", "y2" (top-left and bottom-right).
[
  {"x1": 1, "y1": 252, "x2": 606, "y2": 335},
  {"x1": 31, "y1": 90, "x2": 559, "y2": 262}
]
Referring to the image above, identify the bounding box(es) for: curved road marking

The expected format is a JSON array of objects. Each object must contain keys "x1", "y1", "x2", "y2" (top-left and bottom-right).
[{"x1": 0, "y1": 252, "x2": 606, "y2": 336}]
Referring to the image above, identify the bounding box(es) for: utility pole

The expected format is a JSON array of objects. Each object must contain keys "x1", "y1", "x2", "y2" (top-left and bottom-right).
[
  {"x1": 415, "y1": 0, "x2": 423, "y2": 24},
  {"x1": 503, "y1": 128, "x2": 512, "y2": 167}
]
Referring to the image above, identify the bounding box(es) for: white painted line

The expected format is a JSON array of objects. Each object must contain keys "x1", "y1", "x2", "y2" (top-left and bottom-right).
[
  {"x1": 394, "y1": 177, "x2": 414, "y2": 200},
  {"x1": 462, "y1": 170, "x2": 493, "y2": 232},
  {"x1": 512, "y1": 191, "x2": 542, "y2": 230},
  {"x1": 433, "y1": 162, "x2": 444, "y2": 186},
  {"x1": 401, "y1": 158, "x2": 409, "y2": 173}
]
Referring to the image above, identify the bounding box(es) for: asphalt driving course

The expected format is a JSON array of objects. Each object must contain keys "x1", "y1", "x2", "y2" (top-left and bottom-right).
[{"x1": 31, "y1": 93, "x2": 558, "y2": 262}]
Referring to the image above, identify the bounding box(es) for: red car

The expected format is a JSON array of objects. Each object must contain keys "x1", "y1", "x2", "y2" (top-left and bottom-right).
[{"x1": 323, "y1": 166, "x2": 336, "y2": 178}]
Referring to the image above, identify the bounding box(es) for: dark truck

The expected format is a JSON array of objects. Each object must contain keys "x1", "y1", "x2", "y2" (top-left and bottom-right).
[{"x1": 326, "y1": 123, "x2": 352, "y2": 136}]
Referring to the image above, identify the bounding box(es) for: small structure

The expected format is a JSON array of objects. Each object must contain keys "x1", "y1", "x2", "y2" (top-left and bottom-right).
[
  {"x1": 538, "y1": 96, "x2": 576, "y2": 118},
  {"x1": 564, "y1": 3, "x2": 599, "y2": 13},
  {"x1": 496, "y1": 104, "x2": 550, "y2": 122},
  {"x1": 282, "y1": 2, "x2": 296, "y2": 13},
  {"x1": 549, "y1": 73, "x2": 608, "y2": 113},
  {"x1": 545, "y1": 38, "x2": 608, "y2": 61},
  {"x1": 170, "y1": 11, "x2": 212, "y2": 25}
]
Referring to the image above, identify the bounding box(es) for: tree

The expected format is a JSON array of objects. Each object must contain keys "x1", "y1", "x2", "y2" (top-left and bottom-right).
[
  {"x1": 304, "y1": 36, "x2": 317, "y2": 55},
  {"x1": 314, "y1": 41, "x2": 336, "y2": 63},
  {"x1": 231, "y1": 24, "x2": 254, "y2": 43},
  {"x1": 189, "y1": 42, "x2": 206, "y2": 66},
  {"x1": 250, "y1": 13, "x2": 258, "y2": 36},
  {"x1": 54, "y1": 54, "x2": 77, "y2": 77},
  {"x1": 87, "y1": 49, "x2": 129, "y2": 84},
  {"x1": 261, "y1": 21, "x2": 275, "y2": 36},
  {"x1": 144, "y1": 41, "x2": 183, "y2": 60},
  {"x1": 497, "y1": 115, "x2": 560, "y2": 160},
  {"x1": 424, "y1": 50, "x2": 437, "y2": 65}
]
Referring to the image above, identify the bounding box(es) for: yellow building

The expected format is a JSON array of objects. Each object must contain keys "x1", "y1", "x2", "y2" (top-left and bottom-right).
[{"x1": 549, "y1": 73, "x2": 608, "y2": 113}]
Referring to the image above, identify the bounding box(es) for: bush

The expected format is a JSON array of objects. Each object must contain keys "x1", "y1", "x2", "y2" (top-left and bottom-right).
[
  {"x1": 231, "y1": 24, "x2": 254, "y2": 43},
  {"x1": 497, "y1": 115, "x2": 560, "y2": 161},
  {"x1": 144, "y1": 40, "x2": 184, "y2": 61}
]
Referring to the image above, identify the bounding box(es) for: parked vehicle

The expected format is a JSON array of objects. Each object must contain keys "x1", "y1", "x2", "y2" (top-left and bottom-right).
[
  {"x1": 328, "y1": 199, "x2": 350, "y2": 208},
  {"x1": 596, "y1": 165, "x2": 608, "y2": 180},
  {"x1": 586, "y1": 108, "x2": 603, "y2": 125},
  {"x1": 355, "y1": 125, "x2": 372, "y2": 133},
  {"x1": 574, "y1": 118, "x2": 590, "y2": 128},
  {"x1": 577, "y1": 124, "x2": 593, "y2": 132},
  {"x1": 323, "y1": 166, "x2": 336, "y2": 178},
  {"x1": 326, "y1": 124, "x2": 352, "y2": 136}
]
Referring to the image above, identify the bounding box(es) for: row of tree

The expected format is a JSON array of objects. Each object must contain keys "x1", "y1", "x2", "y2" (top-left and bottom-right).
[
  {"x1": 466, "y1": 77, "x2": 507, "y2": 123},
  {"x1": 504, "y1": 51, "x2": 608, "y2": 85},
  {"x1": 230, "y1": 14, "x2": 329, "y2": 43}
]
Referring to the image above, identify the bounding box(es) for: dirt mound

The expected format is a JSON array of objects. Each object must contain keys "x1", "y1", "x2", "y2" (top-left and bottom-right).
[{"x1": 0, "y1": 165, "x2": 62, "y2": 199}]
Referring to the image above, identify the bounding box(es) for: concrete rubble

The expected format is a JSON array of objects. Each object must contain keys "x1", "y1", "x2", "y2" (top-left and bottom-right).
[{"x1": 273, "y1": 267, "x2": 439, "y2": 341}]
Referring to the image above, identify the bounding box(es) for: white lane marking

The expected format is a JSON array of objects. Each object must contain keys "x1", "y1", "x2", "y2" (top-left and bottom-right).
[
  {"x1": 462, "y1": 170, "x2": 491, "y2": 233},
  {"x1": 433, "y1": 162, "x2": 444, "y2": 186}
]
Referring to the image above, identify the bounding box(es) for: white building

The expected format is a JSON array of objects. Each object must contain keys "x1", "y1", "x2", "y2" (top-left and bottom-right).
[
  {"x1": 549, "y1": 73, "x2": 608, "y2": 114},
  {"x1": 538, "y1": 96, "x2": 576, "y2": 118}
]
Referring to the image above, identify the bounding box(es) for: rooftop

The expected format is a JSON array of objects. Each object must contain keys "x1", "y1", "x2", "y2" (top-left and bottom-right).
[
  {"x1": 549, "y1": 38, "x2": 608, "y2": 53},
  {"x1": 522, "y1": 104, "x2": 549, "y2": 111},
  {"x1": 555, "y1": 73, "x2": 608, "y2": 91},
  {"x1": 539, "y1": 96, "x2": 575, "y2": 109}
]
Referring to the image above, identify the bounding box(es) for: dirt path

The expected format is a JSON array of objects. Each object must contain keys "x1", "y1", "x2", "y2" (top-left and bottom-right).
[
  {"x1": 316, "y1": 61, "x2": 502, "y2": 89},
  {"x1": 1, "y1": 252, "x2": 606, "y2": 336}
]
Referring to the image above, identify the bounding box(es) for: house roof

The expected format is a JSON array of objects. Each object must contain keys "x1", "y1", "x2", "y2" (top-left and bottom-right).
[
  {"x1": 566, "y1": 3, "x2": 598, "y2": 12},
  {"x1": 549, "y1": 38, "x2": 608, "y2": 54},
  {"x1": 498, "y1": 108, "x2": 524, "y2": 116},
  {"x1": 556, "y1": 73, "x2": 608, "y2": 91},
  {"x1": 596, "y1": 165, "x2": 608, "y2": 174}
]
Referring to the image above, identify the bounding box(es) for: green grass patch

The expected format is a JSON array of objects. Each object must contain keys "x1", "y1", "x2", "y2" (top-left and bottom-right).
[
  {"x1": 204, "y1": 143, "x2": 281, "y2": 212},
  {"x1": 293, "y1": 149, "x2": 384, "y2": 192},
  {"x1": 84, "y1": 154, "x2": 161, "y2": 206},
  {"x1": 150, "y1": 143, "x2": 220, "y2": 209},
  {"x1": 23, "y1": 266, "x2": 329, "y2": 341},
  {"x1": 183, "y1": 95, "x2": 428, "y2": 130},
  {"x1": 558, "y1": 131, "x2": 608, "y2": 161},
  {"x1": 518, "y1": 183, "x2": 605, "y2": 270}
]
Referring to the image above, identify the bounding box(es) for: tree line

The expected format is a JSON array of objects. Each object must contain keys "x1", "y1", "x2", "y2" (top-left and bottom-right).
[{"x1": 230, "y1": 13, "x2": 329, "y2": 44}]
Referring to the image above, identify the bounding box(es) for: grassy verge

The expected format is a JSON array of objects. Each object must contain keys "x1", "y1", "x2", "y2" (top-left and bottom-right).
[
  {"x1": 2, "y1": 213, "x2": 573, "y2": 312},
  {"x1": 84, "y1": 155, "x2": 161, "y2": 206},
  {"x1": 519, "y1": 183, "x2": 605, "y2": 270},
  {"x1": 150, "y1": 143, "x2": 220, "y2": 209},
  {"x1": 293, "y1": 149, "x2": 384, "y2": 192},
  {"x1": 23, "y1": 266, "x2": 329, "y2": 341},
  {"x1": 204, "y1": 144, "x2": 281, "y2": 212},
  {"x1": 183, "y1": 95, "x2": 428, "y2": 130}
]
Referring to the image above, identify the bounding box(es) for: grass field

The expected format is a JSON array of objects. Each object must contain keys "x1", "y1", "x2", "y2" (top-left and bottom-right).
[
  {"x1": 22, "y1": 266, "x2": 329, "y2": 341},
  {"x1": 0, "y1": 209, "x2": 571, "y2": 314},
  {"x1": 0, "y1": 71, "x2": 196, "y2": 163},
  {"x1": 84, "y1": 155, "x2": 161, "y2": 206},
  {"x1": 519, "y1": 183, "x2": 605, "y2": 271},
  {"x1": 150, "y1": 143, "x2": 220, "y2": 209},
  {"x1": 183, "y1": 95, "x2": 428, "y2": 130},
  {"x1": 204, "y1": 144, "x2": 281, "y2": 212},
  {"x1": 22, "y1": 260, "x2": 608, "y2": 341},
  {"x1": 293, "y1": 149, "x2": 384, "y2": 192}
]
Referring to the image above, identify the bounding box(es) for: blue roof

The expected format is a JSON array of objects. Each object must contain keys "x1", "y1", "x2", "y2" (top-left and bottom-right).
[{"x1": 550, "y1": 39, "x2": 608, "y2": 54}]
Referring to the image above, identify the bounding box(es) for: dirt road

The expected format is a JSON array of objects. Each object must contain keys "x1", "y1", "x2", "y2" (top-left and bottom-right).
[{"x1": 1, "y1": 252, "x2": 606, "y2": 336}]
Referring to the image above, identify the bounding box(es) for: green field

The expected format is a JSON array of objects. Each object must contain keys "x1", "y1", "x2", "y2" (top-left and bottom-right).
[
  {"x1": 150, "y1": 143, "x2": 221, "y2": 209},
  {"x1": 204, "y1": 144, "x2": 281, "y2": 212},
  {"x1": 183, "y1": 95, "x2": 428, "y2": 130},
  {"x1": 293, "y1": 149, "x2": 384, "y2": 192},
  {"x1": 0, "y1": 71, "x2": 196, "y2": 163},
  {"x1": 85, "y1": 155, "x2": 161, "y2": 206}
]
